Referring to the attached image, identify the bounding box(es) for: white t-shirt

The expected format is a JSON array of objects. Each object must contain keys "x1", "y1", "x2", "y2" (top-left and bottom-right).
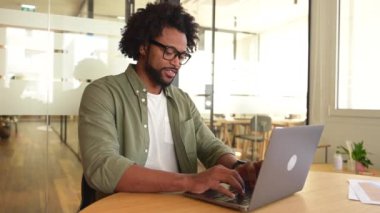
[{"x1": 144, "y1": 91, "x2": 179, "y2": 172}]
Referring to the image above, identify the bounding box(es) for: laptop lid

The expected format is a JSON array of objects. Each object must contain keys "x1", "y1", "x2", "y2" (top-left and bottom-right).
[
  {"x1": 249, "y1": 125, "x2": 324, "y2": 211},
  {"x1": 184, "y1": 125, "x2": 324, "y2": 212}
]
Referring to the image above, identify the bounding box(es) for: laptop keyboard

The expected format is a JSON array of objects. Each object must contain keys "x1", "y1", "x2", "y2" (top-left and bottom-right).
[
  {"x1": 215, "y1": 192, "x2": 251, "y2": 206},
  {"x1": 203, "y1": 186, "x2": 253, "y2": 206}
]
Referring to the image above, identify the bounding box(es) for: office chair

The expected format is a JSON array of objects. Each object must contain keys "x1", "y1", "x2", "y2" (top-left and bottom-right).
[
  {"x1": 0, "y1": 116, "x2": 19, "y2": 140},
  {"x1": 233, "y1": 114, "x2": 272, "y2": 161},
  {"x1": 79, "y1": 175, "x2": 96, "y2": 210}
]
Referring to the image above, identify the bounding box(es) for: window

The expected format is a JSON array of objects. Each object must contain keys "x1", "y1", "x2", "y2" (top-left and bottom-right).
[{"x1": 337, "y1": 0, "x2": 380, "y2": 110}]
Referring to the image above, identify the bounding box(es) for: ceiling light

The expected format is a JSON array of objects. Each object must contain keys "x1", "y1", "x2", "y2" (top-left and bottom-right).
[{"x1": 21, "y1": 4, "x2": 36, "y2": 12}]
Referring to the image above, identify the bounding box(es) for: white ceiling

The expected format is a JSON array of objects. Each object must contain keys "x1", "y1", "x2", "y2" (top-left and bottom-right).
[{"x1": 0, "y1": 0, "x2": 309, "y2": 32}]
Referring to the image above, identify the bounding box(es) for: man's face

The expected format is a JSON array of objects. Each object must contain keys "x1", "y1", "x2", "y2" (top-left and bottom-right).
[{"x1": 145, "y1": 27, "x2": 188, "y2": 87}]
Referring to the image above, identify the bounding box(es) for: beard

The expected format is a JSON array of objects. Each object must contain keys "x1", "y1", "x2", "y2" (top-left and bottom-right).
[{"x1": 145, "y1": 62, "x2": 174, "y2": 88}]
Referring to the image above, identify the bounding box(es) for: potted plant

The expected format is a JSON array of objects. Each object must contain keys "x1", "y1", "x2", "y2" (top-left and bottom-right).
[
  {"x1": 351, "y1": 141, "x2": 373, "y2": 173},
  {"x1": 336, "y1": 140, "x2": 373, "y2": 173}
]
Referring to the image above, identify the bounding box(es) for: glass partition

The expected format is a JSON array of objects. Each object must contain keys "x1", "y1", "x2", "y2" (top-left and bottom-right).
[
  {"x1": 182, "y1": 0, "x2": 309, "y2": 118},
  {"x1": 0, "y1": 0, "x2": 154, "y2": 212},
  {"x1": 182, "y1": 0, "x2": 310, "y2": 159}
]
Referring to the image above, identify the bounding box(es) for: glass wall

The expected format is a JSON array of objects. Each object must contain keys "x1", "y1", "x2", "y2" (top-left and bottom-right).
[
  {"x1": 181, "y1": 0, "x2": 309, "y2": 158},
  {"x1": 0, "y1": 0, "x2": 153, "y2": 212},
  {"x1": 182, "y1": 0, "x2": 309, "y2": 119},
  {"x1": 0, "y1": 0, "x2": 309, "y2": 211}
]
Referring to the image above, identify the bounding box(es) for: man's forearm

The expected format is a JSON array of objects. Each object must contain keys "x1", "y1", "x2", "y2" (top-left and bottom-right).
[
  {"x1": 115, "y1": 158, "x2": 246, "y2": 197},
  {"x1": 115, "y1": 165, "x2": 190, "y2": 193}
]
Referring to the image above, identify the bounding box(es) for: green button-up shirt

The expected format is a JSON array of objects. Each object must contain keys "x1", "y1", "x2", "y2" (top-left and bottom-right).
[{"x1": 79, "y1": 64, "x2": 233, "y2": 196}]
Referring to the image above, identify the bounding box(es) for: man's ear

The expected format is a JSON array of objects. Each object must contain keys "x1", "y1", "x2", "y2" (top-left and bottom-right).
[{"x1": 139, "y1": 44, "x2": 148, "y2": 56}]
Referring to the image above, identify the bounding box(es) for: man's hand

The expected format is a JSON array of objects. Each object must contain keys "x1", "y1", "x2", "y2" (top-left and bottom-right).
[
  {"x1": 185, "y1": 165, "x2": 245, "y2": 198},
  {"x1": 235, "y1": 160, "x2": 263, "y2": 190}
]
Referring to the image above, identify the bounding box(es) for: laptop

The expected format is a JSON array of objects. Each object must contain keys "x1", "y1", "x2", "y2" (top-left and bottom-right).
[{"x1": 184, "y1": 125, "x2": 324, "y2": 212}]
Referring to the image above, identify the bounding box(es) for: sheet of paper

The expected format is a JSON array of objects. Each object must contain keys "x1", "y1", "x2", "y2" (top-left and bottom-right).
[
  {"x1": 348, "y1": 179, "x2": 380, "y2": 205},
  {"x1": 348, "y1": 184, "x2": 359, "y2": 200}
]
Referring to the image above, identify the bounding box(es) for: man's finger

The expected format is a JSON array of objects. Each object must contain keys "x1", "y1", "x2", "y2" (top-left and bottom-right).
[{"x1": 214, "y1": 184, "x2": 236, "y2": 198}]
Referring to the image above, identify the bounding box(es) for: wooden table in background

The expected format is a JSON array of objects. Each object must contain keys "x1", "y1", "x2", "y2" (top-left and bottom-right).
[
  {"x1": 271, "y1": 118, "x2": 306, "y2": 127},
  {"x1": 81, "y1": 171, "x2": 380, "y2": 213},
  {"x1": 218, "y1": 118, "x2": 250, "y2": 147},
  {"x1": 217, "y1": 118, "x2": 307, "y2": 145}
]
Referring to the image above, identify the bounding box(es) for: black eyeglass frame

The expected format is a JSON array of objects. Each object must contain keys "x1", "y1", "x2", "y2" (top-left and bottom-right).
[{"x1": 149, "y1": 40, "x2": 192, "y2": 65}]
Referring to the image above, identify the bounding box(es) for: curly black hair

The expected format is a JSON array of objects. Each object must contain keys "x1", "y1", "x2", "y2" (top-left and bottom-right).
[{"x1": 119, "y1": 2, "x2": 199, "y2": 60}]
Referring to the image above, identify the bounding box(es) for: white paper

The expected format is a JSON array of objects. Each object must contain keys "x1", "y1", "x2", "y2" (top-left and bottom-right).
[
  {"x1": 348, "y1": 179, "x2": 380, "y2": 205},
  {"x1": 348, "y1": 184, "x2": 359, "y2": 200}
]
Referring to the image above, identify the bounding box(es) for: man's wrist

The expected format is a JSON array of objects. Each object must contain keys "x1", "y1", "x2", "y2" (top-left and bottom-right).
[
  {"x1": 181, "y1": 174, "x2": 194, "y2": 192},
  {"x1": 231, "y1": 160, "x2": 247, "y2": 169}
]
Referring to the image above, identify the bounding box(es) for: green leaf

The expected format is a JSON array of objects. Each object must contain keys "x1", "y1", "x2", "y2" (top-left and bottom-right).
[{"x1": 350, "y1": 140, "x2": 373, "y2": 168}]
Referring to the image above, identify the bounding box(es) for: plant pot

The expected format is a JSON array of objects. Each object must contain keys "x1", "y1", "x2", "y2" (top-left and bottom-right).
[{"x1": 355, "y1": 161, "x2": 367, "y2": 174}]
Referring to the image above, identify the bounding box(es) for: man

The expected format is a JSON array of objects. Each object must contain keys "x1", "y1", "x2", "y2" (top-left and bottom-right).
[{"x1": 78, "y1": 2, "x2": 261, "y2": 208}]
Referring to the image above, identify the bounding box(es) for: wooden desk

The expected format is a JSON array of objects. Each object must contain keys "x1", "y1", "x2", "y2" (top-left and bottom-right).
[{"x1": 81, "y1": 171, "x2": 380, "y2": 213}]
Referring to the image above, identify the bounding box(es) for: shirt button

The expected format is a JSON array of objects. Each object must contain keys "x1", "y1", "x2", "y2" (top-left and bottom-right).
[
  {"x1": 141, "y1": 98, "x2": 146, "y2": 102},
  {"x1": 136, "y1": 90, "x2": 139, "y2": 94},
  {"x1": 142, "y1": 88, "x2": 147, "y2": 92},
  {"x1": 143, "y1": 124, "x2": 147, "y2": 128},
  {"x1": 144, "y1": 149, "x2": 148, "y2": 153}
]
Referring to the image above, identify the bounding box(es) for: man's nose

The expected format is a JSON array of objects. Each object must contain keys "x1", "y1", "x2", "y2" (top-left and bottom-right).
[{"x1": 170, "y1": 54, "x2": 181, "y2": 67}]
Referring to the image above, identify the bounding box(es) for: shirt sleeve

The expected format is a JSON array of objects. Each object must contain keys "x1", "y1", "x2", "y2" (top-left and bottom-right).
[{"x1": 78, "y1": 81, "x2": 133, "y2": 194}]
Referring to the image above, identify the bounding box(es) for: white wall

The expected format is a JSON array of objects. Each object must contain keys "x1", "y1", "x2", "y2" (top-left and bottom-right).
[{"x1": 309, "y1": 0, "x2": 380, "y2": 169}]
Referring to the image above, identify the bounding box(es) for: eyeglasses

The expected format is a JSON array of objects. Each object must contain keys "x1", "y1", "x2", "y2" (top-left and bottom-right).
[{"x1": 149, "y1": 40, "x2": 192, "y2": 65}]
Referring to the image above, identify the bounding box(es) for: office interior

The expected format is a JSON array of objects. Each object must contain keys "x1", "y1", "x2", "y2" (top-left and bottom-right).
[{"x1": 0, "y1": 0, "x2": 379, "y2": 212}]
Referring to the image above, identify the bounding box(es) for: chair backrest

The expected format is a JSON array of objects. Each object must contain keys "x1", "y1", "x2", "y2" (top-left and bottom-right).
[
  {"x1": 79, "y1": 175, "x2": 96, "y2": 210},
  {"x1": 250, "y1": 114, "x2": 272, "y2": 132}
]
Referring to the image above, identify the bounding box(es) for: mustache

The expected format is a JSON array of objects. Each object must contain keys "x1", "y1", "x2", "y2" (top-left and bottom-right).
[{"x1": 161, "y1": 67, "x2": 179, "y2": 73}]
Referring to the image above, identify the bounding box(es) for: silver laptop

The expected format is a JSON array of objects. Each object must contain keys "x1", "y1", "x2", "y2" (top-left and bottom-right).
[{"x1": 184, "y1": 125, "x2": 324, "y2": 212}]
